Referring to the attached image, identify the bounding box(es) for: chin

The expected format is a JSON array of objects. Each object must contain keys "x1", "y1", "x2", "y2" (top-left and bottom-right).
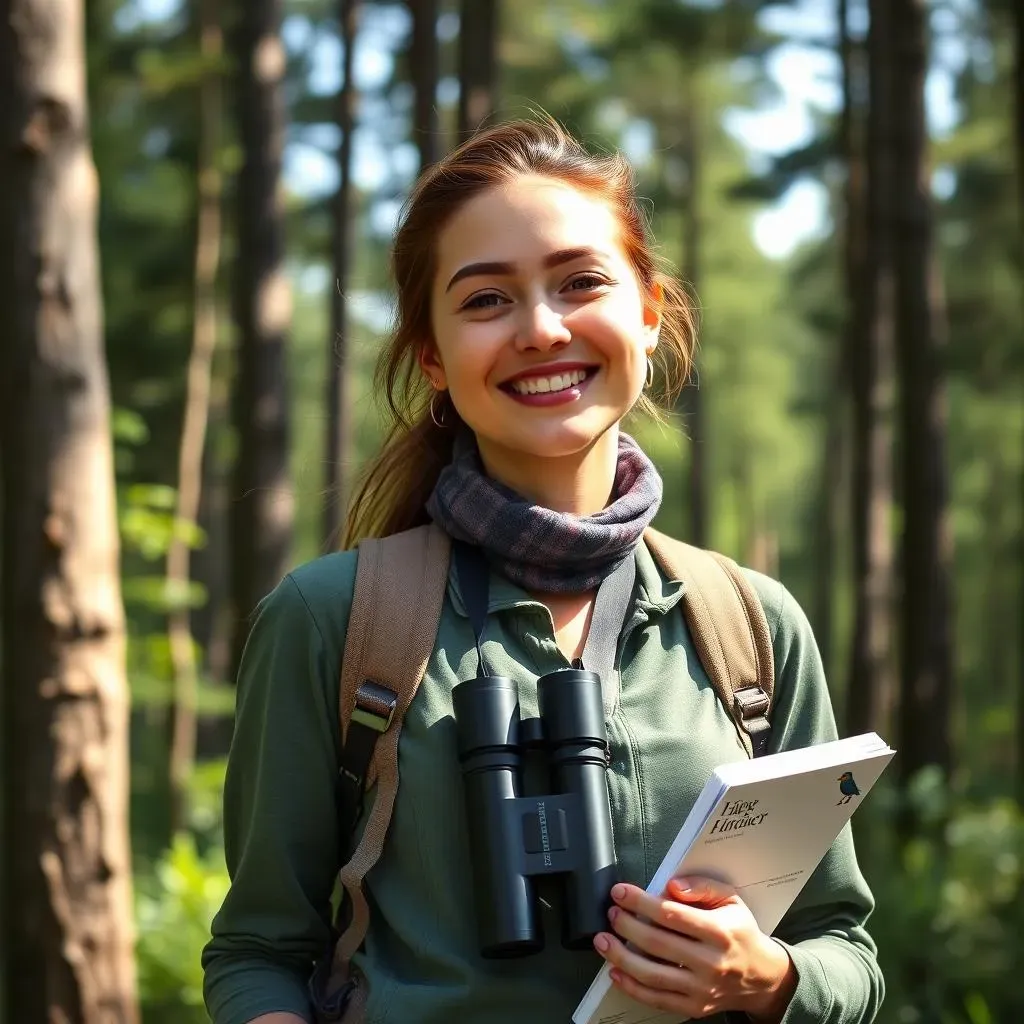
[{"x1": 480, "y1": 416, "x2": 621, "y2": 461}]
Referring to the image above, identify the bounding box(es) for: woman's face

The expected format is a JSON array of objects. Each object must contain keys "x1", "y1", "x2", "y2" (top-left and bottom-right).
[{"x1": 422, "y1": 175, "x2": 661, "y2": 471}]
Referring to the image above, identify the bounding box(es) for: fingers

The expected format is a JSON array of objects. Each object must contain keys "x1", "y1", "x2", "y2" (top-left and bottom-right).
[
  {"x1": 593, "y1": 931, "x2": 713, "y2": 1019},
  {"x1": 606, "y1": 904, "x2": 705, "y2": 970},
  {"x1": 607, "y1": 968, "x2": 715, "y2": 1020},
  {"x1": 608, "y1": 883, "x2": 723, "y2": 945},
  {"x1": 668, "y1": 875, "x2": 737, "y2": 908},
  {"x1": 594, "y1": 930, "x2": 694, "y2": 993}
]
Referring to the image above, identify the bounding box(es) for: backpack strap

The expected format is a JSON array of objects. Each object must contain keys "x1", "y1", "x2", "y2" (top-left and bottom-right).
[
  {"x1": 332, "y1": 523, "x2": 451, "y2": 974},
  {"x1": 643, "y1": 528, "x2": 775, "y2": 757}
]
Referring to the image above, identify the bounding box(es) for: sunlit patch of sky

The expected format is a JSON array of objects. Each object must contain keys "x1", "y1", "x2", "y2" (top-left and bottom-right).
[
  {"x1": 131, "y1": 0, "x2": 964, "y2": 262},
  {"x1": 726, "y1": 0, "x2": 963, "y2": 258},
  {"x1": 115, "y1": 0, "x2": 183, "y2": 32}
]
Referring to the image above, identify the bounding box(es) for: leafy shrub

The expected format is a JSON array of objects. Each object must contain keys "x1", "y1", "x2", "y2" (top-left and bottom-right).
[
  {"x1": 135, "y1": 834, "x2": 229, "y2": 1024},
  {"x1": 862, "y1": 783, "x2": 1024, "y2": 1024}
]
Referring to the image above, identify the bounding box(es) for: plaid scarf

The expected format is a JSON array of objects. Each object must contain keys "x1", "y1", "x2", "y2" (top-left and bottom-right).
[{"x1": 425, "y1": 430, "x2": 663, "y2": 593}]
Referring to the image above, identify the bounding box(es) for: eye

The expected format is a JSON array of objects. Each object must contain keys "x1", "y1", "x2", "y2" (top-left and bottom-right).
[
  {"x1": 565, "y1": 273, "x2": 611, "y2": 293},
  {"x1": 461, "y1": 291, "x2": 507, "y2": 311}
]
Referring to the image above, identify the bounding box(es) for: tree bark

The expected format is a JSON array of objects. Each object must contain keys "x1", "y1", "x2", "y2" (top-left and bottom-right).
[
  {"x1": 814, "y1": 0, "x2": 861, "y2": 681},
  {"x1": 890, "y1": 0, "x2": 954, "y2": 792},
  {"x1": 409, "y1": 0, "x2": 441, "y2": 171},
  {"x1": 229, "y1": 0, "x2": 294, "y2": 681},
  {"x1": 167, "y1": 0, "x2": 224, "y2": 835},
  {"x1": 814, "y1": 370, "x2": 847, "y2": 686},
  {"x1": 0, "y1": 0, "x2": 140, "y2": 1018},
  {"x1": 1007, "y1": 0, "x2": 1024, "y2": 810},
  {"x1": 456, "y1": 0, "x2": 498, "y2": 140},
  {"x1": 1012, "y1": 0, "x2": 1023, "y2": 226},
  {"x1": 846, "y1": 0, "x2": 896, "y2": 740},
  {"x1": 323, "y1": 0, "x2": 360, "y2": 550},
  {"x1": 679, "y1": 88, "x2": 708, "y2": 550},
  {"x1": 190, "y1": 386, "x2": 231, "y2": 683}
]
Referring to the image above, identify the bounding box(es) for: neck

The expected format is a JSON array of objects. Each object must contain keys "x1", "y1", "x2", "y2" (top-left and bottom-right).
[{"x1": 476, "y1": 428, "x2": 620, "y2": 516}]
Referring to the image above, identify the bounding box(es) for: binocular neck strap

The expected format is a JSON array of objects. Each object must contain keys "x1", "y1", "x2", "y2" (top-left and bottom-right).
[
  {"x1": 452, "y1": 541, "x2": 637, "y2": 691},
  {"x1": 454, "y1": 540, "x2": 494, "y2": 678}
]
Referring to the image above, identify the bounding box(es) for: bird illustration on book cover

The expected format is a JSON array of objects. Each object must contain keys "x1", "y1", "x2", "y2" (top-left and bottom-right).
[{"x1": 837, "y1": 771, "x2": 861, "y2": 805}]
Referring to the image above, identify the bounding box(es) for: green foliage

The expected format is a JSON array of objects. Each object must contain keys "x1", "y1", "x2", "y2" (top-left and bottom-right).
[
  {"x1": 121, "y1": 483, "x2": 207, "y2": 566},
  {"x1": 861, "y1": 791, "x2": 1024, "y2": 1023},
  {"x1": 135, "y1": 834, "x2": 229, "y2": 1023}
]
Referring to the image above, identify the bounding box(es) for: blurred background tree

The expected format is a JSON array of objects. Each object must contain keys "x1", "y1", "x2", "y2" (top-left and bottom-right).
[
  {"x1": 1, "y1": 0, "x2": 1021, "y2": 1021},
  {"x1": 0, "y1": 0, "x2": 139, "y2": 1018}
]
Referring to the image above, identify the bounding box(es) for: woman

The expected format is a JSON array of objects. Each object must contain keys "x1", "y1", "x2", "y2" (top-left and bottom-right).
[{"x1": 202, "y1": 117, "x2": 883, "y2": 1024}]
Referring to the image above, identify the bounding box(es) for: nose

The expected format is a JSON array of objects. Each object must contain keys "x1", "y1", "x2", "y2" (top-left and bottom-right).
[{"x1": 516, "y1": 300, "x2": 572, "y2": 351}]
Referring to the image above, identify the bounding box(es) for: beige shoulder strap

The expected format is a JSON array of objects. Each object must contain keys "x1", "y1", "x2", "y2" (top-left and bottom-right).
[
  {"x1": 332, "y1": 523, "x2": 451, "y2": 980},
  {"x1": 643, "y1": 528, "x2": 775, "y2": 758}
]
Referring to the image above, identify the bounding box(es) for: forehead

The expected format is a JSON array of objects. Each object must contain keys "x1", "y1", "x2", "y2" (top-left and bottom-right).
[{"x1": 435, "y1": 175, "x2": 624, "y2": 274}]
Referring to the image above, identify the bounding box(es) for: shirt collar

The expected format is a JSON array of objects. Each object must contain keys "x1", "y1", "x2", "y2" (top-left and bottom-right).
[
  {"x1": 634, "y1": 536, "x2": 686, "y2": 616},
  {"x1": 447, "y1": 552, "x2": 539, "y2": 618}
]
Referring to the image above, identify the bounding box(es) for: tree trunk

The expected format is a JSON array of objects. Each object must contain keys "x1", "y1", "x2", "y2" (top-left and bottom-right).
[
  {"x1": 813, "y1": 381, "x2": 847, "y2": 684},
  {"x1": 0, "y1": 0, "x2": 140, "y2": 1018},
  {"x1": 229, "y1": 0, "x2": 294, "y2": 681},
  {"x1": 890, "y1": 0, "x2": 954, "y2": 794},
  {"x1": 189, "y1": 355, "x2": 235, "y2": 762},
  {"x1": 1008, "y1": 0, "x2": 1024, "y2": 809},
  {"x1": 456, "y1": 0, "x2": 498, "y2": 139},
  {"x1": 1012, "y1": 0, "x2": 1023, "y2": 226},
  {"x1": 846, "y1": 0, "x2": 896, "y2": 740},
  {"x1": 814, "y1": 372, "x2": 847, "y2": 686},
  {"x1": 167, "y1": 0, "x2": 224, "y2": 835},
  {"x1": 190, "y1": 386, "x2": 231, "y2": 683},
  {"x1": 323, "y1": 0, "x2": 360, "y2": 550},
  {"x1": 409, "y1": 0, "x2": 440, "y2": 172},
  {"x1": 814, "y1": 0, "x2": 861, "y2": 681},
  {"x1": 679, "y1": 86, "x2": 708, "y2": 549}
]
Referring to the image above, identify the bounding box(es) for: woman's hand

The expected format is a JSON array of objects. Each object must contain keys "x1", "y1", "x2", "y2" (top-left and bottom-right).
[{"x1": 593, "y1": 876, "x2": 798, "y2": 1022}]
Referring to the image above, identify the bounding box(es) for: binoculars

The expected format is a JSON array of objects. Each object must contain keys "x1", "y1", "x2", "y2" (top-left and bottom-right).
[{"x1": 452, "y1": 668, "x2": 618, "y2": 958}]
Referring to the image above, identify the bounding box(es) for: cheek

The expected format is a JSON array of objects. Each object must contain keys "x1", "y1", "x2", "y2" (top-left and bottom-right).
[
  {"x1": 571, "y1": 301, "x2": 647, "y2": 361},
  {"x1": 438, "y1": 322, "x2": 503, "y2": 389}
]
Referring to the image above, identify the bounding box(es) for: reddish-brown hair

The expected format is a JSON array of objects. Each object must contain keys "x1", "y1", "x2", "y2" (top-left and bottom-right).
[{"x1": 342, "y1": 116, "x2": 697, "y2": 547}]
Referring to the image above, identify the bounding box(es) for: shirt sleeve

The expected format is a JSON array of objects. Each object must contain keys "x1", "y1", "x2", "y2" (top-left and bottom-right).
[
  {"x1": 202, "y1": 573, "x2": 345, "y2": 1024},
  {"x1": 750, "y1": 577, "x2": 885, "y2": 1024}
]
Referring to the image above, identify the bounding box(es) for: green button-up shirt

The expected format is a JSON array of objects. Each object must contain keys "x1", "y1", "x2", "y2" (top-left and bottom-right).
[{"x1": 202, "y1": 539, "x2": 883, "y2": 1024}]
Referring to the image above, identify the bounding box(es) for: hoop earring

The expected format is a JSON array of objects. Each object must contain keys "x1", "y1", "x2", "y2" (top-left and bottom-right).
[
  {"x1": 430, "y1": 390, "x2": 447, "y2": 428},
  {"x1": 645, "y1": 356, "x2": 655, "y2": 390}
]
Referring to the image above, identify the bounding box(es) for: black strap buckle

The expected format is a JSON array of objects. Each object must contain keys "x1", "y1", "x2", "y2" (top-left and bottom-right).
[
  {"x1": 732, "y1": 685, "x2": 771, "y2": 757},
  {"x1": 351, "y1": 681, "x2": 398, "y2": 733},
  {"x1": 336, "y1": 681, "x2": 399, "y2": 852},
  {"x1": 733, "y1": 685, "x2": 770, "y2": 722}
]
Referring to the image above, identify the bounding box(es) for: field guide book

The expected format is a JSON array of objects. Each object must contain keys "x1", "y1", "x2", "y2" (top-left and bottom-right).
[{"x1": 572, "y1": 732, "x2": 895, "y2": 1024}]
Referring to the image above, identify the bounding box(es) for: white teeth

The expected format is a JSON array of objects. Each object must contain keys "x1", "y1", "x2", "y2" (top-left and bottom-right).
[{"x1": 510, "y1": 369, "x2": 589, "y2": 395}]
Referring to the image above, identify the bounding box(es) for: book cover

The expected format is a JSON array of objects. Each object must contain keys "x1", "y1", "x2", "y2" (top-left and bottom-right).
[{"x1": 572, "y1": 733, "x2": 896, "y2": 1024}]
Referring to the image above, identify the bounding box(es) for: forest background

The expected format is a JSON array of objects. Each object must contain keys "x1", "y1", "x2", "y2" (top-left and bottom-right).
[{"x1": 0, "y1": 0, "x2": 1022, "y2": 1021}]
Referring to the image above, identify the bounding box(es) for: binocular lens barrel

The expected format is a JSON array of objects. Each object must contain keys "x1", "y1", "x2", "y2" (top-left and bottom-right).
[
  {"x1": 453, "y1": 669, "x2": 616, "y2": 957},
  {"x1": 537, "y1": 668, "x2": 607, "y2": 750},
  {"x1": 453, "y1": 676, "x2": 542, "y2": 957},
  {"x1": 539, "y1": 670, "x2": 617, "y2": 947}
]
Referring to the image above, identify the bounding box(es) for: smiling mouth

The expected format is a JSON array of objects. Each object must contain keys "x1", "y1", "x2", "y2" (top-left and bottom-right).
[{"x1": 501, "y1": 367, "x2": 597, "y2": 396}]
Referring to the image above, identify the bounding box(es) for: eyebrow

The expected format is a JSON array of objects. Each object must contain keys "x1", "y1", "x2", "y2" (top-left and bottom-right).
[{"x1": 444, "y1": 246, "x2": 606, "y2": 293}]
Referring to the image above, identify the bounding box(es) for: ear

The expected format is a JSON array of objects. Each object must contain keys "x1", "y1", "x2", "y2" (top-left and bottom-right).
[
  {"x1": 417, "y1": 344, "x2": 448, "y2": 391},
  {"x1": 642, "y1": 279, "x2": 663, "y2": 351}
]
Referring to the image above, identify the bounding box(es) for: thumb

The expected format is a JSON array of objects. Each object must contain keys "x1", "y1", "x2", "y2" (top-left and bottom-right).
[{"x1": 667, "y1": 875, "x2": 737, "y2": 908}]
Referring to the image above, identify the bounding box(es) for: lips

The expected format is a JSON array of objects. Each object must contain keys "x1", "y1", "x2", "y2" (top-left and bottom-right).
[
  {"x1": 498, "y1": 366, "x2": 598, "y2": 408},
  {"x1": 499, "y1": 363, "x2": 599, "y2": 396},
  {"x1": 505, "y1": 367, "x2": 594, "y2": 396}
]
